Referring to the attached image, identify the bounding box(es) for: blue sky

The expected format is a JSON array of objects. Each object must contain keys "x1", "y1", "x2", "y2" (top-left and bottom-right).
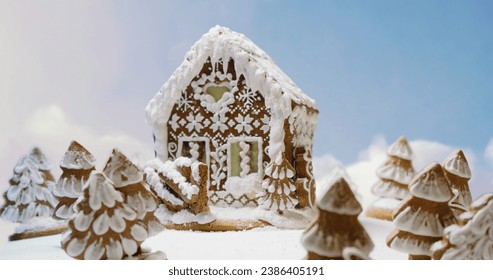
[{"x1": 1, "y1": 0, "x2": 492, "y2": 179}]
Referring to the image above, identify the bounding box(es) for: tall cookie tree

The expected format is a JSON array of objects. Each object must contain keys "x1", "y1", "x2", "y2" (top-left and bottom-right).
[
  {"x1": 387, "y1": 163, "x2": 457, "y2": 260},
  {"x1": 442, "y1": 150, "x2": 472, "y2": 217},
  {"x1": 432, "y1": 194, "x2": 493, "y2": 260},
  {"x1": 62, "y1": 172, "x2": 149, "y2": 260},
  {"x1": 372, "y1": 136, "x2": 415, "y2": 200},
  {"x1": 53, "y1": 141, "x2": 96, "y2": 220},
  {"x1": 301, "y1": 177, "x2": 373, "y2": 260},
  {"x1": 1, "y1": 147, "x2": 58, "y2": 223},
  {"x1": 103, "y1": 149, "x2": 161, "y2": 236},
  {"x1": 257, "y1": 152, "x2": 298, "y2": 214}
]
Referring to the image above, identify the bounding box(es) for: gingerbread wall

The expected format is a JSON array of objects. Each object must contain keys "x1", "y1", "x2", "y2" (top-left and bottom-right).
[{"x1": 164, "y1": 58, "x2": 272, "y2": 207}]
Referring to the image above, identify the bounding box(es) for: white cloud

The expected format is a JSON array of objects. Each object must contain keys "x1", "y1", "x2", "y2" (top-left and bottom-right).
[
  {"x1": 485, "y1": 139, "x2": 493, "y2": 166},
  {"x1": 23, "y1": 104, "x2": 153, "y2": 170}
]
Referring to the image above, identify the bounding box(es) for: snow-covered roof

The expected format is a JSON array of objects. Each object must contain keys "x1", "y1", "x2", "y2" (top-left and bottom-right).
[
  {"x1": 146, "y1": 25, "x2": 317, "y2": 127},
  {"x1": 442, "y1": 150, "x2": 471, "y2": 179}
]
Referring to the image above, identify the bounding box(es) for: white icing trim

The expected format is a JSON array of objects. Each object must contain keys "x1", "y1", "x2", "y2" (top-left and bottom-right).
[{"x1": 195, "y1": 81, "x2": 235, "y2": 114}]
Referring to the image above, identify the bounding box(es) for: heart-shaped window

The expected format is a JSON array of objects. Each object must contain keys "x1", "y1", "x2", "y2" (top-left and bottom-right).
[{"x1": 206, "y1": 85, "x2": 230, "y2": 102}]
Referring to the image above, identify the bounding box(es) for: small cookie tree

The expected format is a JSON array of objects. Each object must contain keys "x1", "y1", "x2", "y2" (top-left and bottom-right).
[
  {"x1": 387, "y1": 163, "x2": 457, "y2": 260},
  {"x1": 441, "y1": 150, "x2": 472, "y2": 217},
  {"x1": 0, "y1": 147, "x2": 58, "y2": 223},
  {"x1": 257, "y1": 152, "x2": 298, "y2": 214},
  {"x1": 53, "y1": 141, "x2": 96, "y2": 220},
  {"x1": 301, "y1": 177, "x2": 373, "y2": 259},
  {"x1": 103, "y1": 149, "x2": 162, "y2": 236},
  {"x1": 432, "y1": 194, "x2": 493, "y2": 260},
  {"x1": 62, "y1": 172, "x2": 151, "y2": 260},
  {"x1": 367, "y1": 136, "x2": 415, "y2": 221}
]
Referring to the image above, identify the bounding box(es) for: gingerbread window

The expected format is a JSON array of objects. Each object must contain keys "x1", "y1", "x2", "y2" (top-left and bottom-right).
[
  {"x1": 227, "y1": 137, "x2": 263, "y2": 178},
  {"x1": 178, "y1": 137, "x2": 210, "y2": 167}
]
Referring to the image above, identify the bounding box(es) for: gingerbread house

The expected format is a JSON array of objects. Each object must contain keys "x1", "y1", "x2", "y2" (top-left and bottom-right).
[{"x1": 146, "y1": 26, "x2": 318, "y2": 208}]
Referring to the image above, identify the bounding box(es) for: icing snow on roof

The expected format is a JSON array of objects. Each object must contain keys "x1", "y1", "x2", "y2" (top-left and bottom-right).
[
  {"x1": 146, "y1": 25, "x2": 317, "y2": 127},
  {"x1": 442, "y1": 150, "x2": 471, "y2": 179}
]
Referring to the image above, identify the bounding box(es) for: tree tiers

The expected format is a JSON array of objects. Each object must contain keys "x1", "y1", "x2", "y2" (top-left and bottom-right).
[
  {"x1": 62, "y1": 172, "x2": 153, "y2": 260},
  {"x1": 302, "y1": 177, "x2": 373, "y2": 259}
]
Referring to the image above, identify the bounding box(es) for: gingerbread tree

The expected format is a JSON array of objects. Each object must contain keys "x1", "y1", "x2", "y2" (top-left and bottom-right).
[
  {"x1": 432, "y1": 194, "x2": 493, "y2": 260},
  {"x1": 0, "y1": 147, "x2": 58, "y2": 223},
  {"x1": 53, "y1": 141, "x2": 96, "y2": 220},
  {"x1": 301, "y1": 177, "x2": 374, "y2": 260},
  {"x1": 372, "y1": 136, "x2": 415, "y2": 200},
  {"x1": 442, "y1": 150, "x2": 472, "y2": 217},
  {"x1": 62, "y1": 171, "x2": 150, "y2": 259},
  {"x1": 367, "y1": 136, "x2": 415, "y2": 221},
  {"x1": 257, "y1": 152, "x2": 298, "y2": 214},
  {"x1": 387, "y1": 163, "x2": 457, "y2": 260},
  {"x1": 103, "y1": 149, "x2": 162, "y2": 236}
]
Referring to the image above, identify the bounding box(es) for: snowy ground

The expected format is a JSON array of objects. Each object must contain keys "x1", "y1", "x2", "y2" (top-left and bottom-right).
[{"x1": 0, "y1": 217, "x2": 405, "y2": 260}]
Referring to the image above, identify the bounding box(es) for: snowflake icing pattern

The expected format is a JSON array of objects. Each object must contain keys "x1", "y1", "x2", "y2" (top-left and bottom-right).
[
  {"x1": 237, "y1": 88, "x2": 257, "y2": 106},
  {"x1": 178, "y1": 94, "x2": 193, "y2": 111},
  {"x1": 185, "y1": 113, "x2": 204, "y2": 132},
  {"x1": 211, "y1": 113, "x2": 228, "y2": 133},
  {"x1": 234, "y1": 114, "x2": 253, "y2": 133}
]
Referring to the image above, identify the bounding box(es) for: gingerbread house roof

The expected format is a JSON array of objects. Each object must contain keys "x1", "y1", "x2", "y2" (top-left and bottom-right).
[{"x1": 146, "y1": 25, "x2": 317, "y2": 128}]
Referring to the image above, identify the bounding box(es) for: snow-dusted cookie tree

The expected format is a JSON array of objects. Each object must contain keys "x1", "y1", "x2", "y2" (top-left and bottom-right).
[
  {"x1": 441, "y1": 150, "x2": 472, "y2": 217},
  {"x1": 432, "y1": 194, "x2": 493, "y2": 260},
  {"x1": 257, "y1": 152, "x2": 298, "y2": 214},
  {"x1": 103, "y1": 149, "x2": 162, "y2": 236},
  {"x1": 145, "y1": 157, "x2": 215, "y2": 226},
  {"x1": 53, "y1": 141, "x2": 96, "y2": 220},
  {"x1": 1, "y1": 147, "x2": 58, "y2": 223},
  {"x1": 0, "y1": 147, "x2": 65, "y2": 240},
  {"x1": 366, "y1": 136, "x2": 415, "y2": 221},
  {"x1": 387, "y1": 163, "x2": 457, "y2": 260},
  {"x1": 62, "y1": 172, "x2": 163, "y2": 260},
  {"x1": 301, "y1": 177, "x2": 373, "y2": 260}
]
